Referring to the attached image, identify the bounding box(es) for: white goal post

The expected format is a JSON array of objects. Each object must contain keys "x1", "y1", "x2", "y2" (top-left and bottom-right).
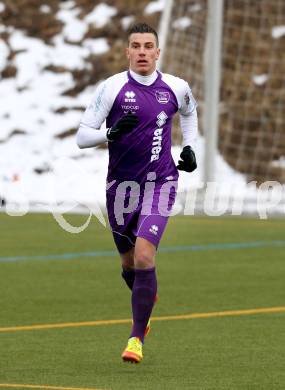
[{"x1": 203, "y1": 0, "x2": 224, "y2": 183}]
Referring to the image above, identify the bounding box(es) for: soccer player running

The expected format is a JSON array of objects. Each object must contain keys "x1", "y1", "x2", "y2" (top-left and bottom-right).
[{"x1": 76, "y1": 23, "x2": 198, "y2": 363}]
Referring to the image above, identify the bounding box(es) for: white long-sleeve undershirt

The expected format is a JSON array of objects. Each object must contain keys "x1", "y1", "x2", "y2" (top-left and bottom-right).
[
  {"x1": 77, "y1": 109, "x2": 198, "y2": 150},
  {"x1": 129, "y1": 69, "x2": 158, "y2": 85},
  {"x1": 76, "y1": 123, "x2": 108, "y2": 148},
  {"x1": 180, "y1": 109, "x2": 198, "y2": 149}
]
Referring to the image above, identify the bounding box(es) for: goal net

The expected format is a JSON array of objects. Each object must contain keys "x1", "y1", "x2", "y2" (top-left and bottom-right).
[{"x1": 160, "y1": 0, "x2": 285, "y2": 185}]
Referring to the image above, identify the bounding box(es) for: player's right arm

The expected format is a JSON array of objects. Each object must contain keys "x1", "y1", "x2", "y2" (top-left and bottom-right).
[
  {"x1": 76, "y1": 81, "x2": 111, "y2": 148},
  {"x1": 77, "y1": 72, "x2": 139, "y2": 148}
]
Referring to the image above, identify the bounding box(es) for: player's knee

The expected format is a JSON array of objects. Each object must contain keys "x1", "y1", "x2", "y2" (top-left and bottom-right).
[{"x1": 134, "y1": 250, "x2": 154, "y2": 269}]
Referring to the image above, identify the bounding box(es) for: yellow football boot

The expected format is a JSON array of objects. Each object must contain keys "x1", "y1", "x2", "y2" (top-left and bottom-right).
[{"x1": 122, "y1": 337, "x2": 143, "y2": 363}]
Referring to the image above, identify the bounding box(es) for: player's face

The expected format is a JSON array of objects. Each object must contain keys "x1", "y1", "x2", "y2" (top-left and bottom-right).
[{"x1": 126, "y1": 33, "x2": 160, "y2": 76}]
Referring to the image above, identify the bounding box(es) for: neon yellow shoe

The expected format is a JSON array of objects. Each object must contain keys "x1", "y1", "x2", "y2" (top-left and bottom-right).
[{"x1": 122, "y1": 337, "x2": 143, "y2": 363}]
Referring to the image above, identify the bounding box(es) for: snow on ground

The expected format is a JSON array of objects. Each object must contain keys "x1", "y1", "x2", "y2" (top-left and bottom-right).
[
  {"x1": 121, "y1": 16, "x2": 135, "y2": 30},
  {"x1": 252, "y1": 74, "x2": 268, "y2": 86},
  {"x1": 0, "y1": 39, "x2": 9, "y2": 72},
  {"x1": 85, "y1": 3, "x2": 117, "y2": 28},
  {"x1": 172, "y1": 17, "x2": 192, "y2": 30},
  {"x1": 57, "y1": 5, "x2": 88, "y2": 42},
  {"x1": 272, "y1": 25, "x2": 285, "y2": 39},
  {"x1": 0, "y1": 4, "x2": 284, "y2": 220},
  {"x1": 2, "y1": 133, "x2": 284, "y2": 220},
  {"x1": 144, "y1": 0, "x2": 166, "y2": 15}
]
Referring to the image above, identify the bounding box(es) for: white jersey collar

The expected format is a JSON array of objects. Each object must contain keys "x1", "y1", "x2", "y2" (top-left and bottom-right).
[{"x1": 129, "y1": 69, "x2": 158, "y2": 86}]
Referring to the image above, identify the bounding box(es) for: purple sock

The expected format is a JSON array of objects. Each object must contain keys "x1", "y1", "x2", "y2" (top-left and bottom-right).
[
  {"x1": 130, "y1": 267, "x2": 157, "y2": 343},
  {"x1": 121, "y1": 268, "x2": 135, "y2": 291}
]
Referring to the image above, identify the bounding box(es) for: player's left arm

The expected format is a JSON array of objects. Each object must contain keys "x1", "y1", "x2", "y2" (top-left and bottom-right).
[{"x1": 177, "y1": 82, "x2": 198, "y2": 172}]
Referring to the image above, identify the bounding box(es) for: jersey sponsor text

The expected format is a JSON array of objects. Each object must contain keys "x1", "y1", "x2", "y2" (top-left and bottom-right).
[{"x1": 150, "y1": 112, "x2": 168, "y2": 162}]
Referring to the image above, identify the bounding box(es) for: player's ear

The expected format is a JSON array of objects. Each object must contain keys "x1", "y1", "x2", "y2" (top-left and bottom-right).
[
  {"x1": 126, "y1": 47, "x2": 130, "y2": 59},
  {"x1": 155, "y1": 48, "x2": 160, "y2": 60}
]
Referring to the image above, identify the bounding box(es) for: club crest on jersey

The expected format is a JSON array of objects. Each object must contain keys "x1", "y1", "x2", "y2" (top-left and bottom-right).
[
  {"x1": 155, "y1": 91, "x2": 170, "y2": 104},
  {"x1": 125, "y1": 91, "x2": 136, "y2": 102}
]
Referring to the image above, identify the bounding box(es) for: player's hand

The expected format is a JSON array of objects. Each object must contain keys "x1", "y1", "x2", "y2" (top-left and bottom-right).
[
  {"x1": 176, "y1": 145, "x2": 197, "y2": 172},
  {"x1": 107, "y1": 112, "x2": 139, "y2": 141}
]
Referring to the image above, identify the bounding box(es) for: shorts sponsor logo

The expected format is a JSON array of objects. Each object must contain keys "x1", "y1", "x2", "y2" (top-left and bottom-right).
[
  {"x1": 150, "y1": 112, "x2": 168, "y2": 162},
  {"x1": 155, "y1": 91, "x2": 170, "y2": 104},
  {"x1": 149, "y1": 224, "x2": 159, "y2": 235},
  {"x1": 125, "y1": 91, "x2": 136, "y2": 102}
]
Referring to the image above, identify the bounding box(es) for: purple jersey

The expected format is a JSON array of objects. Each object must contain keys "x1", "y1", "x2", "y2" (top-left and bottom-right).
[
  {"x1": 107, "y1": 71, "x2": 179, "y2": 187},
  {"x1": 81, "y1": 70, "x2": 197, "y2": 194}
]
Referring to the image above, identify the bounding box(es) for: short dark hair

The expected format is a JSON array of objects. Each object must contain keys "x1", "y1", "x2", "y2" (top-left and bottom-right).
[{"x1": 127, "y1": 23, "x2": 159, "y2": 47}]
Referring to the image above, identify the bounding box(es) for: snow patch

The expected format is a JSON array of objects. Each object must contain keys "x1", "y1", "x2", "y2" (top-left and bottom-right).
[
  {"x1": 50, "y1": 36, "x2": 89, "y2": 69},
  {"x1": 271, "y1": 157, "x2": 285, "y2": 168},
  {"x1": 39, "y1": 4, "x2": 51, "y2": 14},
  {"x1": 252, "y1": 74, "x2": 268, "y2": 86},
  {"x1": 56, "y1": 3, "x2": 117, "y2": 43},
  {"x1": 83, "y1": 38, "x2": 110, "y2": 55},
  {"x1": 144, "y1": 0, "x2": 165, "y2": 14},
  {"x1": 57, "y1": 7, "x2": 87, "y2": 42},
  {"x1": 0, "y1": 2, "x2": 5, "y2": 12},
  {"x1": 121, "y1": 16, "x2": 135, "y2": 30},
  {"x1": 173, "y1": 17, "x2": 192, "y2": 30},
  {"x1": 0, "y1": 39, "x2": 9, "y2": 72},
  {"x1": 85, "y1": 3, "x2": 117, "y2": 28},
  {"x1": 60, "y1": 0, "x2": 76, "y2": 10},
  {"x1": 272, "y1": 25, "x2": 285, "y2": 39}
]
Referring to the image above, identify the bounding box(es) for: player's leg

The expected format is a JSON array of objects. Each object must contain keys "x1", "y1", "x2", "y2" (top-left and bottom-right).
[
  {"x1": 120, "y1": 244, "x2": 155, "y2": 340},
  {"x1": 122, "y1": 210, "x2": 173, "y2": 363},
  {"x1": 122, "y1": 185, "x2": 177, "y2": 362},
  {"x1": 106, "y1": 191, "x2": 137, "y2": 290},
  {"x1": 131, "y1": 213, "x2": 171, "y2": 336},
  {"x1": 130, "y1": 237, "x2": 157, "y2": 341},
  {"x1": 122, "y1": 237, "x2": 157, "y2": 363},
  {"x1": 107, "y1": 191, "x2": 153, "y2": 362}
]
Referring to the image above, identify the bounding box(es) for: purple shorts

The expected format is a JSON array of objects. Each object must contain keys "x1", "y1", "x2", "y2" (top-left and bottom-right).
[{"x1": 106, "y1": 185, "x2": 177, "y2": 254}]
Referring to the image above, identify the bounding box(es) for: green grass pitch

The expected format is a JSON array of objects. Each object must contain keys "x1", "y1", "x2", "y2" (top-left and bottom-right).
[{"x1": 0, "y1": 213, "x2": 285, "y2": 390}]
